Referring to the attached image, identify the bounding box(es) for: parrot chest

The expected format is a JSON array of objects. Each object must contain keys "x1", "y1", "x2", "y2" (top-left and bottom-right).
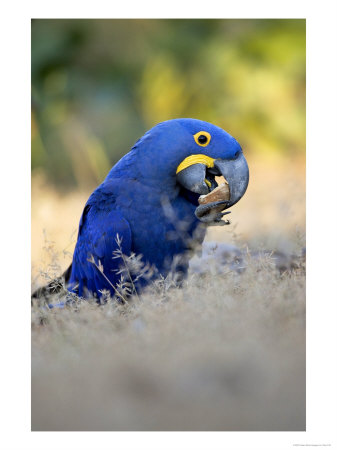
[
  {"x1": 95, "y1": 179, "x2": 206, "y2": 276},
  {"x1": 120, "y1": 192, "x2": 204, "y2": 275}
]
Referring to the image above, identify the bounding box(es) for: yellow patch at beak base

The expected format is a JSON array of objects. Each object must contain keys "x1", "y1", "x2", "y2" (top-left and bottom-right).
[{"x1": 176, "y1": 154, "x2": 215, "y2": 174}]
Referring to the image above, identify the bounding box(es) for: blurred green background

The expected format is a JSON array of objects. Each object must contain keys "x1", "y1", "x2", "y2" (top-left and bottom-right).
[{"x1": 31, "y1": 19, "x2": 305, "y2": 191}]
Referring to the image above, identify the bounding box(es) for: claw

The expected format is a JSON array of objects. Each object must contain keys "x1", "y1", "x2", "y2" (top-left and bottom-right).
[
  {"x1": 208, "y1": 215, "x2": 231, "y2": 226},
  {"x1": 195, "y1": 200, "x2": 231, "y2": 225},
  {"x1": 195, "y1": 200, "x2": 229, "y2": 219}
]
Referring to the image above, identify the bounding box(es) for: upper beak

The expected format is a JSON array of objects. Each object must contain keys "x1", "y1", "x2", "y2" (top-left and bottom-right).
[
  {"x1": 213, "y1": 153, "x2": 249, "y2": 208},
  {"x1": 176, "y1": 152, "x2": 249, "y2": 208}
]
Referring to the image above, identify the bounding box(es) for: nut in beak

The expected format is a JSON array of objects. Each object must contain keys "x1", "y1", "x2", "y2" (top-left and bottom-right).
[{"x1": 198, "y1": 182, "x2": 230, "y2": 206}]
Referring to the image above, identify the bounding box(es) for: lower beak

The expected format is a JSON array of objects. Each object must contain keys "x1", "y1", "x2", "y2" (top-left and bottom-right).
[
  {"x1": 176, "y1": 152, "x2": 249, "y2": 208},
  {"x1": 176, "y1": 163, "x2": 210, "y2": 195}
]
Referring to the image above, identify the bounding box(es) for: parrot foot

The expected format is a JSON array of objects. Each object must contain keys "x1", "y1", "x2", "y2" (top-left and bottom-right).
[
  {"x1": 207, "y1": 211, "x2": 231, "y2": 227},
  {"x1": 195, "y1": 200, "x2": 231, "y2": 226}
]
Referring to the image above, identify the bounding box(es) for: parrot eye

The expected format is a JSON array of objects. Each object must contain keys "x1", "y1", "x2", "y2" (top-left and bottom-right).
[
  {"x1": 198, "y1": 135, "x2": 207, "y2": 144},
  {"x1": 194, "y1": 131, "x2": 211, "y2": 147}
]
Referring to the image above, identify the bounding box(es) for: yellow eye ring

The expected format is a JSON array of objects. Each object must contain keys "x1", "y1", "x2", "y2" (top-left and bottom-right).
[{"x1": 194, "y1": 131, "x2": 211, "y2": 147}]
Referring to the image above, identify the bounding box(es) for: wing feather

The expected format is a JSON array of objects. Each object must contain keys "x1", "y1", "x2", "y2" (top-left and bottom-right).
[{"x1": 68, "y1": 204, "x2": 132, "y2": 298}]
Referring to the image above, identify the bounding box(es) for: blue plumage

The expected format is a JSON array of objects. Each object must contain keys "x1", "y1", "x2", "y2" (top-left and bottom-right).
[{"x1": 68, "y1": 118, "x2": 248, "y2": 298}]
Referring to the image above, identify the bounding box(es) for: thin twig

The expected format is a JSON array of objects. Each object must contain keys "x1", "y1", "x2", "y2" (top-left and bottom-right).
[
  {"x1": 87, "y1": 255, "x2": 127, "y2": 303},
  {"x1": 115, "y1": 235, "x2": 140, "y2": 302}
]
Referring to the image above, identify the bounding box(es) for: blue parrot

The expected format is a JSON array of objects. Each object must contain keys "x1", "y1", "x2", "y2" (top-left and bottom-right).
[{"x1": 35, "y1": 119, "x2": 249, "y2": 301}]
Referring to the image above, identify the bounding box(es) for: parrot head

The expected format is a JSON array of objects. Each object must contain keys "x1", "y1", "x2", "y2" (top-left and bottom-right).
[{"x1": 132, "y1": 118, "x2": 249, "y2": 216}]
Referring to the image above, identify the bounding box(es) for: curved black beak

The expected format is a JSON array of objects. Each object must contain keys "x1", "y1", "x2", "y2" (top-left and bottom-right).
[
  {"x1": 213, "y1": 152, "x2": 249, "y2": 208},
  {"x1": 176, "y1": 152, "x2": 249, "y2": 208}
]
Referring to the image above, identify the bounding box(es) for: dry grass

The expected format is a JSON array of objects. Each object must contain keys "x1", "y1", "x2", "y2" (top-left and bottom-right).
[
  {"x1": 31, "y1": 254, "x2": 305, "y2": 431},
  {"x1": 31, "y1": 155, "x2": 305, "y2": 431}
]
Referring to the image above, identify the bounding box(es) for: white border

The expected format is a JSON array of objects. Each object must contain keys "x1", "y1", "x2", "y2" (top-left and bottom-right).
[{"x1": 1, "y1": 1, "x2": 336, "y2": 449}]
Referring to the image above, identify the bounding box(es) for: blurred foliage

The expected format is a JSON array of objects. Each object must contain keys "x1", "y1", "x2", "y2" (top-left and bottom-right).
[{"x1": 31, "y1": 19, "x2": 305, "y2": 190}]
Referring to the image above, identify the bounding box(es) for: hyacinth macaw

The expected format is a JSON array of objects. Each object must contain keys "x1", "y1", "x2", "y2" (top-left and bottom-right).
[{"x1": 40, "y1": 119, "x2": 249, "y2": 300}]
